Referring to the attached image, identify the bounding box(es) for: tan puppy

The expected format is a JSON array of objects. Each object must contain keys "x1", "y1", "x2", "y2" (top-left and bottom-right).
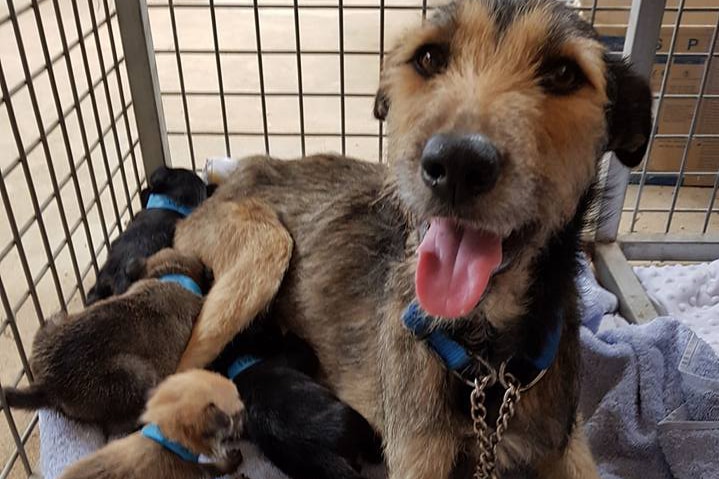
[{"x1": 58, "y1": 369, "x2": 244, "y2": 479}]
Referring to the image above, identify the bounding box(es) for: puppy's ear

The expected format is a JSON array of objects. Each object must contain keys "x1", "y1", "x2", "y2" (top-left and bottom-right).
[
  {"x1": 140, "y1": 187, "x2": 152, "y2": 208},
  {"x1": 605, "y1": 58, "x2": 653, "y2": 168},
  {"x1": 201, "y1": 266, "x2": 215, "y2": 293},
  {"x1": 148, "y1": 166, "x2": 173, "y2": 193},
  {"x1": 86, "y1": 281, "x2": 111, "y2": 305},
  {"x1": 125, "y1": 257, "x2": 147, "y2": 282},
  {"x1": 203, "y1": 403, "x2": 231, "y2": 437}
]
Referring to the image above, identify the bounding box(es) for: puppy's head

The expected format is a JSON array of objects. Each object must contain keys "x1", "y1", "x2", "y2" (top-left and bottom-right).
[
  {"x1": 140, "y1": 167, "x2": 208, "y2": 210},
  {"x1": 375, "y1": 0, "x2": 651, "y2": 319},
  {"x1": 126, "y1": 248, "x2": 213, "y2": 294},
  {"x1": 141, "y1": 369, "x2": 244, "y2": 458}
]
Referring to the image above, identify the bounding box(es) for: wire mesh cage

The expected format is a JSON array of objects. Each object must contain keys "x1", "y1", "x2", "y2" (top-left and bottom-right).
[
  {"x1": 0, "y1": 0, "x2": 717, "y2": 477},
  {"x1": 0, "y1": 1, "x2": 143, "y2": 476}
]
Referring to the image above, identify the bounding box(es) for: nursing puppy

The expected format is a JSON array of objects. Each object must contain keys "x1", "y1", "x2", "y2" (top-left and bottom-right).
[
  {"x1": 173, "y1": 0, "x2": 652, "y2": 477},
  {"x1": 211, "y1": 320, "x2": 383, "y2": 479},
  {"x1": 86, "y1": 166, "x2": 209, "y2": 304},
  {"x1": 5, "y1": 249, "x2": 210, "y2": 434},
  {"x1": 58, "y1": 369, "x2": 244, "y2": 479}
]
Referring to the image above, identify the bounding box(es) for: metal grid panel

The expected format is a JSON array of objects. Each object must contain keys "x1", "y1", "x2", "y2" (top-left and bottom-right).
[
  {"x1": 0, "y1": 0, "x2": 717, "y2": 477},
  {"x1": 0, "y1": 0, "x2": 145, "y2": 476},
  {"x1": 145, "y1": 0, "x2": 634, "y2": 164},
  {"x1": 585, "y1": 0, "x2": 719, "y2": 260},
  {"x1": 615, "y1": 0, "x2": 719, "y2": 238}
]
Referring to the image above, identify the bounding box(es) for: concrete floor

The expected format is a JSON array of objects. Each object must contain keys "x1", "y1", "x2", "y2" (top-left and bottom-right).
[{"x1": 0, "y1": 1, "x2": 717, "y2": 477}]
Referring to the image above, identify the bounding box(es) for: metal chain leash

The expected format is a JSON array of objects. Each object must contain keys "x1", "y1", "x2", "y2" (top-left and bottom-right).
[{"x1": 470, "y1": 366, "x2": 523, "y2": 479}]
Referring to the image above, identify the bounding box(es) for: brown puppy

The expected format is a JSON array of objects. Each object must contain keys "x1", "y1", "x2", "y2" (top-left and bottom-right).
[
  {"x1": 5, "y1": 248, "x2": 210, "y2": 434},
  {"x1": 58, "y1": 369, "x2": 244, "y2": 479},
  {"x1": 173, "y1": 1, "x2": 652, "y2": 477}
]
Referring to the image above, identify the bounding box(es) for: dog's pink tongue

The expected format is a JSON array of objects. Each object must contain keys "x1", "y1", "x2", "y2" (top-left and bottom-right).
[{"x1": 416, "y1": 218, "x2": 502, "y2": 318}]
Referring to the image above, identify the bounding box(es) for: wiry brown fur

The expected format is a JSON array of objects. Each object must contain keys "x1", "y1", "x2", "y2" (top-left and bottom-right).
[
  {"x1": 5, "y1": 249, "x2": 210, "y2": 435},
  {"x1": 58, "y1": 370, "x2": 245, "y2": 479},
  {"x1": 174, "y1": 1, "x2": 651, "y2": 477}
]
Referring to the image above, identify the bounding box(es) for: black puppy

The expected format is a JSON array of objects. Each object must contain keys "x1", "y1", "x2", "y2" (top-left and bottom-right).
[
  {"x1": 87, "y1": 166, "x2": 211, "y2": 304},
  {"x1": 211, "y1": 320, "x2": 382, "y2": 479}
]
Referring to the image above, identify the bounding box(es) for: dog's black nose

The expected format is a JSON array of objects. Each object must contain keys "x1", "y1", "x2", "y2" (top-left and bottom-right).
[{"x1": 420, "y1": 133, "x2": 501, "y2": 203}]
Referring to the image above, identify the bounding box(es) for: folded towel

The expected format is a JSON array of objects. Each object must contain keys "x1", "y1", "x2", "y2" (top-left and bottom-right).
[
  {"x1": 39, "y1": 410, "x2": 106, "y2": 479},
  {"x1": 580, "y1": 318, "x2": 719, "y2": 479}
]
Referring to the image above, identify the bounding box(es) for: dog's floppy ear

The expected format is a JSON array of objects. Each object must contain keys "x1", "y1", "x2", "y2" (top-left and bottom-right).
[
  {"x1": 201, "y1": 266, "x2": 215, "y2": 293},
  {"x1": 140, "y1": 187, "x2": 152, "y2": 208},
  {"x1": 202, "y1": 403, "x2": 231, "y2": 436},
  {"x1": 373, "y1": 56, "x2": 391, "y2": 121},
  {"x1": 86, "y1": 283, "x2": 108, "y2": 305},
  {"x1": 148, "y1": 166, "x2": 173, "y2": 193},
  {"x1": 373, "y1": 85, "x2": 390, "y2": 121},
  {"x1": 605, "y1": 58, "x2": 653, "y2": 168}
]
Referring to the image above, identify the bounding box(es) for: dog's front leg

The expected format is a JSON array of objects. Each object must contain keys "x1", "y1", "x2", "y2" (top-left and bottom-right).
[
  {"x1": 535, "y1": 419, "x2": 600, "y2": 479},
  {"x1": 380, "y1": 306, "x2": 460, "y2": 479},
  {"x1": 384, "y1": 431, "x2": 458, "y2": 479},
  {"x1": 174, "y1": 198, "x2": 293, "y2": 370}
]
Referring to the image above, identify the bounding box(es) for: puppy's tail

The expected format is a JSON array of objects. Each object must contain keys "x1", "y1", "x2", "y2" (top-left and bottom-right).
[{"x1": 4, "y1": 384, "x2": 52, "y2": 410}]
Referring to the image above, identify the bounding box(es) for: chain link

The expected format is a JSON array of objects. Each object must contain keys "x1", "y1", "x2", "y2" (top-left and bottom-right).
[{"x1": 471, "y1": 367, "x2": 522, "y2": 479}]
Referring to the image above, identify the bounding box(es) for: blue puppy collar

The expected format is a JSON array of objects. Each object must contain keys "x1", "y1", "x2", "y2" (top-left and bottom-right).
[
  {"x1": 146, "y1": 194, "x2": 194, "y2": 217},
  {"x1": 160, "y1": 274, "x2": 202, "y2": 296},
  {"x1": 142, "y1": 423, "x2": 200, "y2": 463},
  {"x1": 402, "y1": 301, "x2": 562, "y2": 376},
  {"x1": 227, "y1": 355, "x2": 262, "y2": 380}
]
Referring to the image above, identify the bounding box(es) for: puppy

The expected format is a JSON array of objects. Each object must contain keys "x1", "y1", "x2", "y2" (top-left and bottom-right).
[
  {"x1": 211, "y1": 320, "x2": 382, "y2": 479},
  {"x1": 4, "y1": 248, "x2": 210, "y2": 434},
  {"x1": 86, "y1": 166, "x2": 210, "y2": 304},
  {"x1": 58, "y1": 369, "x2": 244, "y2": 479}
]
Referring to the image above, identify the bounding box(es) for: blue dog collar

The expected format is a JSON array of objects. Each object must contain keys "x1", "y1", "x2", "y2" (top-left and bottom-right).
[
  {"x1": 531, "y1": 318, "x2": 562, "y2": 371},
  {"x1": 227, "y1": 355, "x2": 262, "y2": 380},
  {"x1": 142, "y1": 423, "x2": 200, "y2": 463},
  {"x1": 146, "y1": 194, "x2": 194, "y2": 217},
  {"x1": 402, "y1": 302, "x2": 471, "y2": 371},
  {"x1": 160, "y1": 274, "x2": 202, "y2": 296},
  {"x1": 401, "y1": 301, "x2": 562, "y2": 376}
]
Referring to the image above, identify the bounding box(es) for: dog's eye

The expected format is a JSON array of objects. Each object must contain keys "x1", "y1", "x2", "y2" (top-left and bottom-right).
[
  {"x1": 540, "y1": 59, "x2": 586, "y2": 94},
  {"x1": 412, "y1": 44, "x2": 448, "y2": 78}
]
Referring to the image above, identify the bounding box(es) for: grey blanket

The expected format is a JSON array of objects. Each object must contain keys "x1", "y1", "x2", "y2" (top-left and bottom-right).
[{"x1": 581, "y1": 317, "x2": 719, "y2": 479}]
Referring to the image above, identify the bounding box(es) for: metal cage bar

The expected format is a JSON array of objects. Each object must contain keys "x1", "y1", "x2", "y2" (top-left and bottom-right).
[{"x1": 0, "y1": 1, "x2": 145, "y2": 475}]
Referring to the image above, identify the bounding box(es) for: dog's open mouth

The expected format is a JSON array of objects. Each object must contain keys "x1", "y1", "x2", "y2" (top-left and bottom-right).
[{"x1": 416, "y1": 218, "x2": 504, "y2": 319}]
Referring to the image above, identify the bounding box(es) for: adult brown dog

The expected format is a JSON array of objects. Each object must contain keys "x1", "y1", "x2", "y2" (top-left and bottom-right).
[{"x1": 174, "y1": 1, "x2": 652, "y2": 477}]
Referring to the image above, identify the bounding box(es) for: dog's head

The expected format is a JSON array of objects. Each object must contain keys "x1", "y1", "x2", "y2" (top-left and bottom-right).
[
  {"x1": 375, "y1": 0, "x2": 651, "y2": 319},
  {"x1": 125, "y1": 248, "x2": 214, "y2": 294},
  {"x1": 140, "y1": 167, "x2": 209, "y2": 209},
  {"x1": 141, "y1": 369, "x2": 245, "y2": 459}
]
